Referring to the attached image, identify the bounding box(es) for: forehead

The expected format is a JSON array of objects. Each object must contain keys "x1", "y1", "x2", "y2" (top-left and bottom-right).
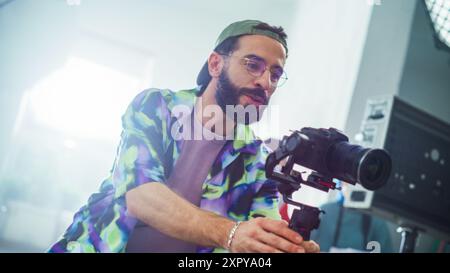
[{"x1": 234, "y1": 35, "x2": 287, "y2": 66}]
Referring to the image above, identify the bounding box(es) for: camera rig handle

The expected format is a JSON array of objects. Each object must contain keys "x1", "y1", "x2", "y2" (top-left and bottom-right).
[{"x1": 265, "y1": 131, "x2": 341, "y2": 240}]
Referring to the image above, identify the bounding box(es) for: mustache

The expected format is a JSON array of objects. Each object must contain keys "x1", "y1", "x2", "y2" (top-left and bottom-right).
[{"x1": 239, "y1": 88, "x2": 268, "y2": 105}]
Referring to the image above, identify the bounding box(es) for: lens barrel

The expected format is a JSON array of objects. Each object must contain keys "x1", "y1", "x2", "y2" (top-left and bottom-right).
[{"x1": 328, "y1": 142, "x2": 392, "y2": 190}]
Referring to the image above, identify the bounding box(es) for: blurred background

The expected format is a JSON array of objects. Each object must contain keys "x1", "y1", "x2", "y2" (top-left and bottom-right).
[{"x1": 0, "y1": 0, "x2": 449, "y2": 252}]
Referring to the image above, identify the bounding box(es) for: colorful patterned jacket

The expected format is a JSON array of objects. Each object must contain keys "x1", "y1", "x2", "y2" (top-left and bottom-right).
[{"x1": 49, "y1": 87, "x2": 281, "y2": 253}]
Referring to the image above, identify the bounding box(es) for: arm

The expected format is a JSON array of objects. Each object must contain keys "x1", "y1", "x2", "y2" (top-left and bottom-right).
[
  {"x1": 126, "y1": 182, "x2": 311, "y2": 253},
  {"x1": 126, "y1": 182, "x2": 233, "y2": 249}
]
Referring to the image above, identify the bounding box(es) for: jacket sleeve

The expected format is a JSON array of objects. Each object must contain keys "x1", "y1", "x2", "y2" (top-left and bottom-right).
[{"x1": 112, "y1": 89, "x2": 169, "y2": 198}]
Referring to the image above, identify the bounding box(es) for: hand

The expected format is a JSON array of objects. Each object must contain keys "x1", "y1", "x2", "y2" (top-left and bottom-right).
[
  {"x1": 229, "y1": 217, "x2": 320, "y2": 253},
  {"x1": 300, "y1": 239, "x2": 320, "y2": 253}
]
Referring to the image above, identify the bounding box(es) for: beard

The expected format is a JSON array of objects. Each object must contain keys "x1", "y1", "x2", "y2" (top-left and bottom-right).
[{"x1": 215, "y1": 69, "x2": 269, "y2": 125}]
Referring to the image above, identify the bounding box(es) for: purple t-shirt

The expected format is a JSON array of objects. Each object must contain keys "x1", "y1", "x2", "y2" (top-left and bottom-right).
[{"x1": 125, "y1": 109, "x2": 227, "y2": 252}]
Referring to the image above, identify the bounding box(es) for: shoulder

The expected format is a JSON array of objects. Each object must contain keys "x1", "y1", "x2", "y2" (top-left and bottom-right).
[
  {"x1": 130, "y1": 88, "x2": 198, "y2": 113},
  {"x1": 129, "y1": 88, "x2": 173, "y2": 109}
]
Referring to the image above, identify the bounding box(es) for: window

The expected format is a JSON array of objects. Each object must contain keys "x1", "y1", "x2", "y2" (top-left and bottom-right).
[{"x1": 425, "y1": 0, "x2": 450, "y2": 50}]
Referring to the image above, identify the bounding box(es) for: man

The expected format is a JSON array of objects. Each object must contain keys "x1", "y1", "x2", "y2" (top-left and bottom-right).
[{"x1": 49, "y1": 20, "x2": 320, "y2": 253}]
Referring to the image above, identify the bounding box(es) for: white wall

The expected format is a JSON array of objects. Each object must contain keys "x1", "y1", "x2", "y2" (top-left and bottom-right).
[
  {"x1": 267, "y1": 0, "x2": 374, "y2": 140},
  {"x1": 72, "y1": 0, "x2": 299, "y2": 90}
]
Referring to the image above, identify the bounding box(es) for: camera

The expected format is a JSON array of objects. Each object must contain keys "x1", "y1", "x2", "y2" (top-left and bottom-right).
[
  {"x1": 282, "y1": 127, "x2": 392, "y2": 190},
  {"x1": 265, "y1": 127, "x2": 392, "y2": 240}
]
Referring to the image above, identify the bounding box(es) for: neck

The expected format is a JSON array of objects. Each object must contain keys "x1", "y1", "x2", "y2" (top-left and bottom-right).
[{"x1": 196, "y1": 83, "x2": 236, "y2": 137}]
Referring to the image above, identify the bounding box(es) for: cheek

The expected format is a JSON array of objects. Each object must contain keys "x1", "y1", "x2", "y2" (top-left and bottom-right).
[{"x1": 229, "y1": 68, "x2": 252, "y2": 86}]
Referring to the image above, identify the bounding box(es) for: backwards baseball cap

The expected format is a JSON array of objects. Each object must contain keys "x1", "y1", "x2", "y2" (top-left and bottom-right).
[{"x1": 196, "y1": 20, "x2": 288, "y2": 92}]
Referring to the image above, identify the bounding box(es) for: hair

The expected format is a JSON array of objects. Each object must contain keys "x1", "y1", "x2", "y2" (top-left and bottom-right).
[
  {"x1": 196, "y1": 22, "x2": 288, "y2": 95},
  {"x1": 253, "y1": 22, "x2": 288, "y2": 42}
]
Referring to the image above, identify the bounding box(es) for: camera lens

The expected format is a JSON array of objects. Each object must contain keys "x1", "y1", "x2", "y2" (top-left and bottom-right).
[
  {"x1": 358, "y1": 149, "x2": 392, "y2": 190},
  {"x1": 327, "y1": 142, "x2": 392, "y2": 190}
]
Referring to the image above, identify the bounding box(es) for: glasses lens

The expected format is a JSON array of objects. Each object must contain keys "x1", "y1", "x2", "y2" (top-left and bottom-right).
[
  {"x1": 270, "y1": 67, "x2": 283, "y2": 82},
  {"x1": 245, "y1": 58, "x2": 265, "y2": 76},
  {"x1": 244, "y1": 57, "x2": 287, "y2": 87},
  {"x1": 274, "y1": 71, "x2": 287, "y2": 87}
]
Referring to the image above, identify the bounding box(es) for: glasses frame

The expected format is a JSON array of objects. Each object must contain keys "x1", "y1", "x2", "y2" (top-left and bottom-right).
[{"x1": 219, "y1": 53, "x2": 288, "y2": 88}]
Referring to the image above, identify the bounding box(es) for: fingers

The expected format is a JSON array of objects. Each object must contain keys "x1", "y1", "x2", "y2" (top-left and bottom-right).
[
  {"x1": 256, "y1": 230, "x2": 306, "y2": 253},
  {"x1": 259, "y1": 218, "x2": 303, "y2": 245},
  {"x1": 254, "y1": 218, "x2": 320, "y2": 253},
  {"x1": 301, "y1": 240, "x2": 321, "y2": 253}
]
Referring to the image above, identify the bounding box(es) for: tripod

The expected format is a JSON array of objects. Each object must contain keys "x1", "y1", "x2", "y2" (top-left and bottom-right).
[{"x1": 397, "y1": 226, "x2": 421, "y2": 253}]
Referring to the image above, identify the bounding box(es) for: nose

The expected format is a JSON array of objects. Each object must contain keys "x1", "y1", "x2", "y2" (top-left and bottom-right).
[{"x1": 253, "y1": 69, "x2": 272, "y2": 92}]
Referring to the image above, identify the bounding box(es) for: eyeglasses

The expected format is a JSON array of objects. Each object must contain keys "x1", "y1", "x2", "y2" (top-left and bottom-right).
[{"x1": 220, "y1": 54, "x2": 288, "y2": 88}]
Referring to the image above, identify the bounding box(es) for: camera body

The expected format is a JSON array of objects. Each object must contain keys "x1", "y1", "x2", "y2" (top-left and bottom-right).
[{"x1": 290, "y1": 127, "x2": 349, "y2": 180}]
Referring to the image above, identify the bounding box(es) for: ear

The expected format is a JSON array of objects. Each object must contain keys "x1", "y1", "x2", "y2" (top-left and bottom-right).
[{"x1": 207, "y1": 52, "x2": 224, "y2": 78}]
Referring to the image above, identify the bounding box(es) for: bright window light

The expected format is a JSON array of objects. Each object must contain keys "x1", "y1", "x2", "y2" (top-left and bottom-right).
[
  {"x1": 28, "y1": 57, "x2": 141, "y2": 141},
  {"x1": 425, "y1": 0, "x2": 450, "y2": 48}
]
